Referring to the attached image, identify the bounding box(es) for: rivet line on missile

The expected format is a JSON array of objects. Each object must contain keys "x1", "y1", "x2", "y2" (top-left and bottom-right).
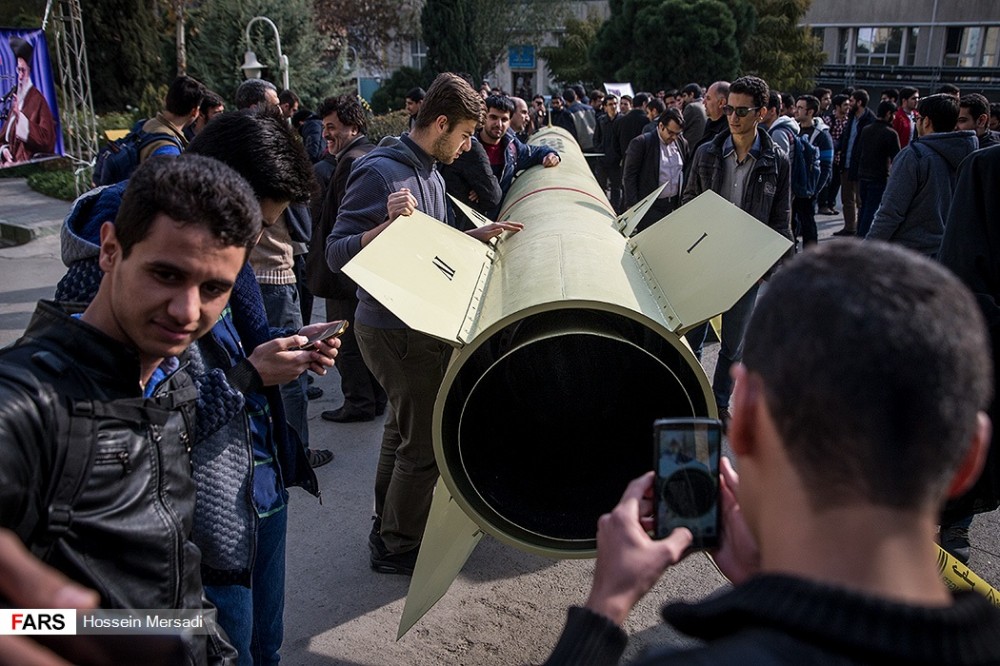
[
  {"x1": 497, "y1": 186, "x2": 616, "y2": 220},
  {"x1": 687, "y1": 232, "x2": 709, "y2": 254}
]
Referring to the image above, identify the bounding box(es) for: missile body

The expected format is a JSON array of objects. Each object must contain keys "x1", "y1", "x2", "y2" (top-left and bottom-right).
[{"x1": 342, "y1": 126, "x2": 791, "y2": 635}]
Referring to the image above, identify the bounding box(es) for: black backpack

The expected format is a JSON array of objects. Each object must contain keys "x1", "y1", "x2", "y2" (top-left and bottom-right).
[{"x1": 92, "y1": 119, "x2": 182, "y2": 186}]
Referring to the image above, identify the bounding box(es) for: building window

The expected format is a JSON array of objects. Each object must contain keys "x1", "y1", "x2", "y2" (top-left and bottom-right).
[
  {"x1": 853, "y1": 27, "x2": 915, "y2": 66},
  {"x1": 945, "y1": 26, "x2": 1000, "y2": 67},
  {"x1": 410, "y1": 39, "x2": 427, "y2": 71}
]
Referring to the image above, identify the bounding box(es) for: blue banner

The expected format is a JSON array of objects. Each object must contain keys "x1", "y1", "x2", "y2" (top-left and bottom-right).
[{"x1": 508, "y1": 45, "x2": 535, "y2": 70}]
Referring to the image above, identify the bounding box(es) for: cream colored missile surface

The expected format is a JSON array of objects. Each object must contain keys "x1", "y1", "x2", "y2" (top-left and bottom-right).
[{"x1": 342, "y1": 126, "x2": 792, "y2": 637}]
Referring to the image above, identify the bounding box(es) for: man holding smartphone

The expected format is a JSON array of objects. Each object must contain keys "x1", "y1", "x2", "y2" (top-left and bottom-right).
[{"x1": 544, "y1": 241, "x2": 1000, "y2": 664}]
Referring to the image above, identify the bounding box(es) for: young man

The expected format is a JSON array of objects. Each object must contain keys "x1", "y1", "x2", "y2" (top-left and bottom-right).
[
  {"x1": 544, "y1": 241, "x2": 999, "y2": 664},
  {"x1": 622, "y1": 108, "x2": 690, "y2": 232},
  {"x1": 0, "y1": 154, "x2": 264, "y2": 663},
  {"x1": 137, "y1": 75, "x2": 206, "y2": 161},
  {"x1": 327, "y1": 72, "x2": 522, "y2": 575},
  {"x1": 855, "y1": 100, "x2": 901, "y2": 238},
  {"x1": 681, "y1": 75, "x2": 792, "y2": 430},
  {"x1": 866, "y1": 94, "x2": 978, "y2": 256},
  {"x1": 57, "y1": 111, "x2": 340, "y2": 664},
  {"x1": 893, "y1": 86, "x2": 920, "y2": 148},
  {"x1": 957, "y1": 93, "x2": 1000, "y2": 150},
  {"x1": 792, "y1": 94, "x2": 834, "y2": 247},
  {"x1": 593, "y1": 94, "x2": 623, "y2": 212},
  {"x1": 405, "y1": 87, "x2": 425, "y2": 129},
  {"x1": 476, "y1": 94, "x2": 560, "y2": 218},
  {"x1": 834, "y1": 89, "x2": 876, "y2": 235}
]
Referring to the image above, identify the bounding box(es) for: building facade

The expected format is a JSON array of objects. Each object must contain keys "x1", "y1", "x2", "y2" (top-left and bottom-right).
[{"x1": 804, "y1": 0, "x2": 1000, "y2": 100}]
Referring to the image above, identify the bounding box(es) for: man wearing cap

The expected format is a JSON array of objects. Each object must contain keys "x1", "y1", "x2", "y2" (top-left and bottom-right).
[{"x1": 0, "y1": 36, "x2": 56, "y2": 165}]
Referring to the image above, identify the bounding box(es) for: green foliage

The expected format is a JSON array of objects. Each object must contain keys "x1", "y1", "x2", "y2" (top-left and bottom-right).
[
  {"x1": 592, "y1": 0, "x2": 740, "y2": 90},
  {"x1": 26, "y1": 168, "x2": 77, "y2": 201},
  {"x1": 96, "y1": 111, "x2": 142, "y2": 134},
  {"x1": 741, "y1": 0, "x2": 824, "y2": 93},
  {"x1": 82, "y1": 0, "x2": 168, "y2": 113},
  {"x1": 370, "y1": 67, "x2": 429, "y2": 114},
  {"x1": 538, "y1": 13, "x2": 604, "y2": 89},
  {"x1": 367, "y1": 110, "x2": 411, "y2": 143},
  {"x1": 185, "y1": 0, "x2": 338, "y2": 110},
  {"x1": 422, "y1": 0, "x2": 562, "y2": 82}
]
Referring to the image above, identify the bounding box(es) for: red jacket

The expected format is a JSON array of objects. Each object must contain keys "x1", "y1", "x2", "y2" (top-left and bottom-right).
[{"x1": 892, "y1": 108, "x2": 914, "y2": 149}]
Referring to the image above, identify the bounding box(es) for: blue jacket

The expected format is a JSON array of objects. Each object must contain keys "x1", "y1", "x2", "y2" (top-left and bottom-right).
[
  {"x1": 866, "y1": 130, "x2": 978, "y2": 256},
  {"x1": 478, "y1": 129, "x2": 558, "y2": 218}
]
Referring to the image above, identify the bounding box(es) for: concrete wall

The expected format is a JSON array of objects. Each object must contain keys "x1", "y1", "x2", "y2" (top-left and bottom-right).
[{"x1": 805, "y1": 0, "x2": 1000, "y2": 26}]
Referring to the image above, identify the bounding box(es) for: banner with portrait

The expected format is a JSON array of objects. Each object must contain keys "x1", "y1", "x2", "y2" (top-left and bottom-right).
[{"x1": 0, "y1": 28, "x2": 63, "y2": 168}]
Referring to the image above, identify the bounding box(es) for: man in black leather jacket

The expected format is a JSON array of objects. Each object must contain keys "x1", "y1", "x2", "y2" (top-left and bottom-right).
[{"x1": 0, "y1": 155, "x2": 264, "y2": 665}]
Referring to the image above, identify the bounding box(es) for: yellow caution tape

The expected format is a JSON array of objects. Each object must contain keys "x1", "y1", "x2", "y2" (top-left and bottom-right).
[{"x1": 937, "y1": 545, "x2": 1000, "y2": 607}]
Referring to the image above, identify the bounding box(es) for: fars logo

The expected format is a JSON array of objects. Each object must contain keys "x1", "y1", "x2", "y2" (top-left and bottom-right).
[{"x1": 0, "y1": 609, "x2": 77, "y2": 635}]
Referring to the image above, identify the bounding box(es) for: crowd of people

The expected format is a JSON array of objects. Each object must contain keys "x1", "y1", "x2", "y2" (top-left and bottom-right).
[{"x1": 0, "y1": 64, "x2": 998, "y2": 665}]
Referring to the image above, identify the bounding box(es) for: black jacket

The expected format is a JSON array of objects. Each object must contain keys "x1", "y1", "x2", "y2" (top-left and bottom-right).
[
  {"x1": 0, "y1": 302, "x2": 233, "y2": 665},
  {"x1": 622, "y1": 131, "x2": 691, "y2": 208},
  {"x1": 439, "y1": 138, "x2": 502, "y2": 220},
  {"x1": 840, "y1": 107, "x2": 877, "y2": 180},
  {"x1": 856, "y1": 119, "x2": 901, "y2": 182},
  {"x1": 616, "y1": 109, "x2": 650, "y2": 162}
]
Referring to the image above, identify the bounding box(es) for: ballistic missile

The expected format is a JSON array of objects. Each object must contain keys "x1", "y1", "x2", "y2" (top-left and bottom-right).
[{"x1": 342, "y1": 126, "x2": 792, "y2": 636}]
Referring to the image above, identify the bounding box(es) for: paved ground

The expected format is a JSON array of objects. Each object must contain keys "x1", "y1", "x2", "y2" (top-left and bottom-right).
[{"x1": 0, "y1": 180, "x2": 997, "y2": 664}]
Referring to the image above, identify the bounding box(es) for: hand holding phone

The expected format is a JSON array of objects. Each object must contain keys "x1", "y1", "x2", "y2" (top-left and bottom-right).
[
  {"x1": 653, "y1": 417, "x2": 722, "y2": 550},
  {"x1": 291, "y1": 320, "x2": 348, "y2": 351}
]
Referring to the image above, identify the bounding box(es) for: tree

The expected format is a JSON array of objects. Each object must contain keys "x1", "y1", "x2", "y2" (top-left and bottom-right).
[
  {"x1": 422, "y1": 0, "x2": 565, "y2": 83},
  {"x1": 538, "y1": 12, "x2": 604, "y2": 89},
  {"x1": 184, "y1": 0, "x2": 337, "y2": 110},
  {"x1": 591, "y1": 0, "x2": 741, "y2": 90},
  {"x1": 741, "y1": 0, "x2": 824, "y2": 93},
  {"x1": 370, "y1": 66, "x2": 429, "y2": 114},
  {"x1": 81, "y1": 0, "x2": 168, "y2": 113},
  {"x1": 313, "y1": 0, "x2": 422, "y2": 72}
]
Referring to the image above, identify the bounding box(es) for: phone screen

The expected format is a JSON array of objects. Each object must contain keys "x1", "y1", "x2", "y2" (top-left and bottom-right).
[
  {"x1": 653, "y1": 417, "x2": 722, "y2": 549},
  {"x1": 294, "y1": 320, "x2": 349, "y2": 350}
]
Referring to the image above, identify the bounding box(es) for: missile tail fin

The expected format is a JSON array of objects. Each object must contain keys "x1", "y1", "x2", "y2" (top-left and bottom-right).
[
  {"x1": 615, "y1": 183, "x2": 668, "y2": 236},
  {"x1": 397, "y1": 481, "x2": 484, "y2": 639}
]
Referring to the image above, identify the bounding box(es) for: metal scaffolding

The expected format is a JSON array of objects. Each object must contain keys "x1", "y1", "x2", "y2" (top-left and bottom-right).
[{"x1": 44, "y1": 0, "x2": 99, "y2": 196}]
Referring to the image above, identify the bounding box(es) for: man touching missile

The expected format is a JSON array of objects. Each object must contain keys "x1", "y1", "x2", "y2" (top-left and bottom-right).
[{"x1": 326, "y1": 72, "x2": 521, "y2": 574}]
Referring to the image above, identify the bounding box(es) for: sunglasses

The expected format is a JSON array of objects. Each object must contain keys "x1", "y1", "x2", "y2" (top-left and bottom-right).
[{"x1": 723, "y1": 105, "x2": 760, "y2": 118}]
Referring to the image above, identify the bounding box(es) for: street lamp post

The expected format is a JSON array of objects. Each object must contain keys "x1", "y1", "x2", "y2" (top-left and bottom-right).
[{"x1": 240, "y1": 15, "x2": 289, "y2": 91}]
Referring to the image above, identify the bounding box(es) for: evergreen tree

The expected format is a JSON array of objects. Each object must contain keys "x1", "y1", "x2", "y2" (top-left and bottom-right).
[
  {"x1": 539, "y1": 12, "x2": 604, "y2": 89},
  {"x1": 422, "y1": 0, "x2": 480, "y2": 79},
  {"x1": 741, "y1": 0, "x2": 824, "y2": 92}
]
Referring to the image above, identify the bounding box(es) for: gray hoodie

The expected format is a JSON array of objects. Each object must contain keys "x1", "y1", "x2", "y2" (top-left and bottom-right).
[{"x1": 866, "y1": 130, "x2": 979, "y2": 256}]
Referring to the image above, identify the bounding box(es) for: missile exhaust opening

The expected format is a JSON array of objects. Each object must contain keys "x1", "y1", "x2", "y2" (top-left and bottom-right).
[{"x1": 440, "y1": 309, "x2": 710, "y2": 551}]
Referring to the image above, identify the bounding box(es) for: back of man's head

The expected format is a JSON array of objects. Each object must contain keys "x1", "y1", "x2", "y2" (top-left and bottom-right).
[
  {"x1": 876, "y1": 100, "x2": 897, "y2": 120},
  {"x1": 766, "y1": 90, "x2": 782, "y2": 113},
  {"x1": 165, "y1": 75, "x2": 206, "y2": 116},
  {"x1": 646, "y1": 98, "x2": 666, "y2": 116},
  {"x1": 414, "y1": 72, "x2": 484, "y2": 131},
  {"x1": 681, "y1": 83, "x2": 702, "y2": 98},
  {"x1": 235, "y1": 79, "x2": 279, "y2": 110},
  {"x1": 317, "y1": 94, "x2": 368, "y2": 135},
  {"x1": 743, "y1": 241, "x2": 992, "y2": 511},
  {"x1": 632, "y1": 92, "x2": 651, "y2": 109},
  {"x1": 186, "y1": 108, "x2": 316, "y2": 204},
  {"x1": 115, "y1": 154, "x2": 262, "y2": 259},
  {"x1": 918, "y1": 93, "x2": 960, "y2": 133},
  {"x1": 562, "y1": 87, "x2": 577, "y2": 104}
]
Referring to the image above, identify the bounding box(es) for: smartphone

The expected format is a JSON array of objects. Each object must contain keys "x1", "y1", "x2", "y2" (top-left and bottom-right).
[
  {"x1": 653, "y1": 417, "x2": 722, "y2": 550},
  {"x1": 292, "y1": 320, "x2": 349, "y2": 351}
]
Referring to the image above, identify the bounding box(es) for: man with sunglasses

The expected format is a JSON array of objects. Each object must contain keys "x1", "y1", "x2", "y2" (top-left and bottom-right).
[{"x1": 681, "y1": 75, "x2": 792, "y2": 432}]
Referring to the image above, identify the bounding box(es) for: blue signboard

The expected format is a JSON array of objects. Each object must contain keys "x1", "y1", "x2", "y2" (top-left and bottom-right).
[{"x1": 508, "y1": 45, "x2": 535, "y2": 70}]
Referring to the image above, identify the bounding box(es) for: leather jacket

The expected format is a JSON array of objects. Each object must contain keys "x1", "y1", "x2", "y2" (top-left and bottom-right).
[{"x1": 0, "y1": 301, "x2": 234, "y2": 665}]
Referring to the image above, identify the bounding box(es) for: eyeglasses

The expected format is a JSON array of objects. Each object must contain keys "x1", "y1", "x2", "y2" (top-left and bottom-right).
[{"x1": 723, "y1": 105, "x2": 760, "y2": 118}]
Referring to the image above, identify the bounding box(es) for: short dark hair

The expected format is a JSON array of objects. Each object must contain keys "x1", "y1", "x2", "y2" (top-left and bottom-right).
[
  {"x1": 851, "y1": 88, "x2": 870, "y2": 107},
  {"x1": 278, "y1": 89, "x2": 300, "y2": 107},
  {"x1": 811, "y1": 87, "x2": 832, "y2": 100},
  {"x1": 937, "y1": 83, "x2": 961, "y2": 96},
  {"x1": 991, "y1": 103, "x2": 1000, "y2": 121},
  {"x1": 235, "y1": 79, "x2": 278, "y2": 110},
  {"x1": 406, "y1": 87, "x2": 426, "y2": 103},
  {"x1": 881, "y1": 88, "x2": 899, "y2": 102},
  {"x1": 796, "y1": 94, "x2": 819, "y2": 115},
  {"x1": 646, "y1": 98, "x2": 666, "y2": 115},
  {"x1": 589, "y1": 89, "x2": 604, "y2": 102},
  {"x1": 115, "y1": 154, "x2": 262, "y2": 259},
  {"x1": 632, "y1": 92, "x2": 650, "y2": 108},
  {"x1": 199, "y1": 90, "x2": 224, "y2": 116},
  {"x1": 186, "y1": 108, "x2": 316, "y2": 204},
  {"x1": 620, "y1": 94, "x2": 633, "y2": 103},
  {"x1": 876, "y1": 100, "x2": 897, "y2": 118},
  {"x1": 743, "y1": 241, "x2": 992, "y2": 510},
  {"x1": 765, "y1": 90, "x2": 782, "y2": 112},
  {"x1": 165, "y1": 75, "x2": 206, "y2": 116},
  {"x1": 832, "y1": 93, "x2": 850, "y2": 107},
  {"x1": 485, "y1": 94, "x2": 515, "y2": 115},
  {"x1": 317, "y1": 94, "x2": 368, "y2": 135},
  {"x1": 960, "y1": 93, "x2": 990, "y2": 120},
  {"x1": 562, "y1": 87, "x2": 577, "y2": 103},
  {"x1": 414, "y1": 72, "x2": 484, "y2": 130},
  {"x1": 918, "y1": 93, "x2": 959, "y2": 132},
  {"x1": 681, "y1": 82, "x2": 702, "y2": 97},
  {"x1": 657, "y1": 108, "x2": 684, "y2": 129},
  {"x1": 899, "y1": 86, "x2": 919, "y2": 101},
  {"x1": 729, "y1": 76, "x2": 769, "y2": 109},
  {"x1": 780, "y1": 92, "x2": 794, "y2": 109}
]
